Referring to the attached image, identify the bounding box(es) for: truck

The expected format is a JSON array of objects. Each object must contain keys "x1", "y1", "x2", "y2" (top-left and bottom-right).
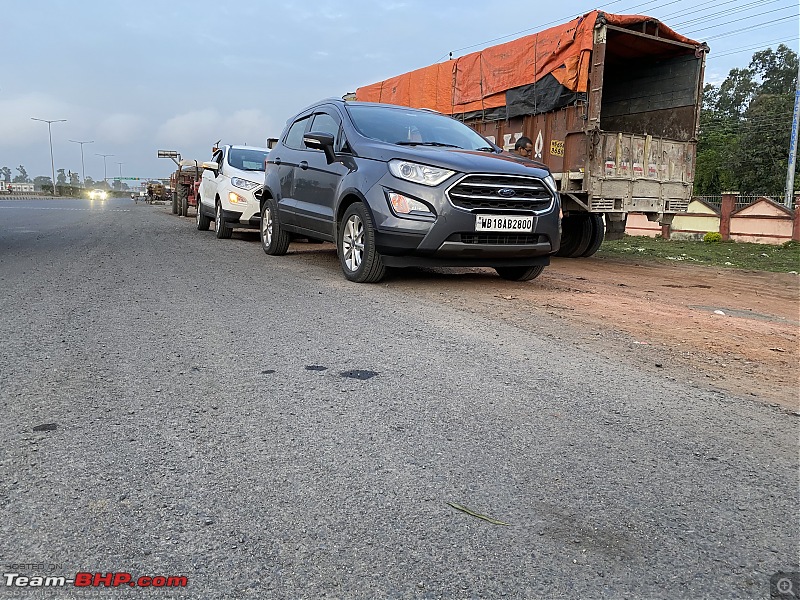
[
  {"x1": 170, "y1": 160, "x2": 202, "y2": 217},
  {"x1": 356, "y1": 10, "x2": 709, "y2": 257},
  {"x1": 145, "y1": 181, "x2": 168, "y2": 204}
]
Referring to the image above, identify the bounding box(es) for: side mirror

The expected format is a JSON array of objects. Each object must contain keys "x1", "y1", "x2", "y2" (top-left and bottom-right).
[
  {"x1": 201, "y1": 161, "x2": 219, "y2": 175},
  {"x1": 303, "y1": 132, "x2": 336, "y2": 164}
]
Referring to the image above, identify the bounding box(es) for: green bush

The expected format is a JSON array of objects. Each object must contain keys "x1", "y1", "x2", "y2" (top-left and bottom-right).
[{"x1": 703, "y1": 232, "x2": 723, "y2": 243}]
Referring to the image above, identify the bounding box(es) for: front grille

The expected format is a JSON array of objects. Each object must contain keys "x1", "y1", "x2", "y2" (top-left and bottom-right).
[
  {"x1": 447, "y1": 174, "x2": 553, "y2": 212},
  {"x1": 449, "y1": 233, "x2": 542, "y2": 245}
]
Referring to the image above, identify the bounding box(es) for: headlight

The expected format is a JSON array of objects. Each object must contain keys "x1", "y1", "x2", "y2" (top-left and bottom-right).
[
  {"x1": 387, "y1": 192, "x2": 432, "y2": 215},
  {"x1": 228, "y1": 191, "x2": 247, "y2": 204},
  {"x1": 542, "y1": 174, "x2": 557, "y2": 193},
  {"x1": 231, "y1": 177, "x2": 259, "y2": 191},
  {"x1": 388, "y1": 159, "x2": 454, "y2": 187}
]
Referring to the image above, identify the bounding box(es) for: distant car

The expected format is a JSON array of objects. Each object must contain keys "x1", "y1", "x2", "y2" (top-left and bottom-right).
[
  {"x1": 89, "y1": 189, "x2": 108, "y2": 201},
  {"x1": 196, "y1": 145, "x2": 270, "y2": 238}
]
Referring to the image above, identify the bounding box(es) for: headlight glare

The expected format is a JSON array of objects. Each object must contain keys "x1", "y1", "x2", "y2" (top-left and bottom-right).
[
  {"x1": 228, "y1": 191, "x2": 247, "y2": 204},
  {"x1": 388, "y1": 159, "x2": 454, "y2": 187}
]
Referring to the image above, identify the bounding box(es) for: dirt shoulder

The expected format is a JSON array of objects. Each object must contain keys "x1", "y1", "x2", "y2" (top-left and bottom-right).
[{"x1": 384, "y1": 255, "x2": 799, "y2": 409}]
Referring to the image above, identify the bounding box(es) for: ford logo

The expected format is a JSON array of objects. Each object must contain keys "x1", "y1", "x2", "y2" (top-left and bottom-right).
[{"x1": 497, "y1": 188, "x2": 516, "y2": 198}]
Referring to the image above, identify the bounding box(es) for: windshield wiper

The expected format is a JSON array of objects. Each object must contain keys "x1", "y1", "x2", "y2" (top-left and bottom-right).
[
  {"x1": 475, "y1": 146, "x2": 498, "y2": 153},
  {"x1": 395, "y1": 141, "x2": 462, "y2": 148}
]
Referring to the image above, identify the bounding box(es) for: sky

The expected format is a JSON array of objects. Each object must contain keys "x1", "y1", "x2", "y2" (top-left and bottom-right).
[{"x1": 1, "y1": 0, "x2": 797, "y2": 185}]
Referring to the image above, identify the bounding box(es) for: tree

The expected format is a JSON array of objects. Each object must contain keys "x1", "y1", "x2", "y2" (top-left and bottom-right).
[
  {"x1": 33, "y1": 176, "x2": 52, "y2": 190},
  {"x1": 695, "y1": 45, "x2": 797, "y2": 196},
  {"x1": 750, "y1": 44, "x2": 798, "y2": 95},
  {"x1": 69, "y1": 171, "x2": 80, "y2": 186},
  {"x1": 0, "y1": 167, "x2": 10, "y2": 183},
  {"x1": 84, "y1": 176, "x2": 96, "y2": 187},
  {"x1": 13, "y1": 165, "x2": 30, "y2": 183},
  {"x1": 56, "y1": 169, "x2": 67, "y2": 185}
]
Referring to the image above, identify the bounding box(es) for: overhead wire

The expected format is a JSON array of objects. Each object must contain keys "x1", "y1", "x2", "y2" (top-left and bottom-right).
[
  {"x1": 435, "y1": 0, "x2": 797, "y2": 62},
  {"x1": 703, "y1": 14, "x2": 798, "y2": 40},
  {"x1": 683, "y1": 4, "x2": 797, "y2": 35},
  {"x1": 672, "y1": 0, "x2": 785, "y2": 27},
  {"x1": 708, "y1": 37, "x2": 798, "y2": 58},
  {"x1": 659, "y1": 0, "x2": 774, "y2": 19}
]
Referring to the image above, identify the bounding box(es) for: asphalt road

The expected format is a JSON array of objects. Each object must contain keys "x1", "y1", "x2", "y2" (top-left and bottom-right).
[{"x1": 0, "y1": 197, "x2": 797, "y2": 599}]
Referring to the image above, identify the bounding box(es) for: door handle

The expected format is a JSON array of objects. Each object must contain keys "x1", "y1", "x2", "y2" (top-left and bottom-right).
[
  {"x1": 299, "y1": 161, "x2": 308, "y2": 170},
  {"x1": 274, "y1": 158, "x2": 281, "y2": 165}
]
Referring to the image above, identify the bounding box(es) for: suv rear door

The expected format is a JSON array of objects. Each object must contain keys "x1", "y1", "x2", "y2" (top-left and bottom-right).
[
  {"x1": 292, "y1": 108, "x2": 348, "y2": 238},
  {"x1": 270, "y1": 115, "x2": 312, "y2": 226}
]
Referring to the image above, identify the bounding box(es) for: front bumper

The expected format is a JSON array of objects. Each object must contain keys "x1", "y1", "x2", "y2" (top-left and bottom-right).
[
  {"x1": 220, "y1": 207, "x2": 260, "y2": 229},
  {"x1": 365, "y1": 175, "x2": 560, "y2": 266}
]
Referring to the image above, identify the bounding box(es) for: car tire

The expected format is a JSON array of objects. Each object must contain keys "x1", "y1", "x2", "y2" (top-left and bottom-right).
[
  {"x1": 260, "y1": 198, "x2": 291, "y2": 255},
  {"x1": 215, "y1": 202, "x2": 232, "y2": 239},
  {"x1": 338, "y1": 203, "x2": 386, "y2": 283},
  {"x1": 171, "y1": 191, "x2": 178, "y2": 214},
  {"x1": 178, "y1": 185, "x2": 189, "y2": 217},
  {"x1": 196, "y1": 199, "x2": 211, "y2": 231},
  {"x1": 494, "y1": 265, "x2": 545, "y2": 281}
]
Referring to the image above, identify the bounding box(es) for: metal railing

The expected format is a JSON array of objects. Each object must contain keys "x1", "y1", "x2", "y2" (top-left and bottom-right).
[{"x1": 695, "y1": 194, "x2": 792, "y2": 211}]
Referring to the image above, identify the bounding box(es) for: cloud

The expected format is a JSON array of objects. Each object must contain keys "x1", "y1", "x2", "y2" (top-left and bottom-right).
[
  {"x1": 96, "y1": 114, "x2": 149, "y2": 144},
  {"x1": 156, "y1": 108, "x2": 277, "y2": 149},
  {"x1": 0, "y1": 93, "x2": 73, "y2": 147}
]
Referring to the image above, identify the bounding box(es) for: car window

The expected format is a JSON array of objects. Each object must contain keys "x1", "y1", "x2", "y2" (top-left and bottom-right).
[
  {"x1": 284, "y1": 117, "x2": 310, "y2": 150},
  {"x1": 310, "y1": 113, "x2": 339, "y2": 140},
  {"x1": 347, "y1": 105, "x2": 492, "y2": 151},
  {"x1": 227, "y1": 148, "x2": 269, "y2": 171}
]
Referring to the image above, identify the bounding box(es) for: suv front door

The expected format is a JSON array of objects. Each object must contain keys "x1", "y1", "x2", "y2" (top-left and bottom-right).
[{"x1": 293, "y1": 108, "x2": 348, "y2": 238}]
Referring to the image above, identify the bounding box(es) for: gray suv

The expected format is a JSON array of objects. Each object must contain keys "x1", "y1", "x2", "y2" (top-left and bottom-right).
[{"x1": 260, "y1": 99, "x2": 561, "y2": 283}]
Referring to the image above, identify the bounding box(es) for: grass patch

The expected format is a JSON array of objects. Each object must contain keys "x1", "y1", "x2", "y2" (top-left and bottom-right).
[{"x1": 597, "y1": 236, "x2": 800, "y2": 273}]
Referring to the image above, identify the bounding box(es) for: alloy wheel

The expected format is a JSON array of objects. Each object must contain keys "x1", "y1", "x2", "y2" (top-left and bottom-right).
[{"x1": 342, "y1": 214, "x2": 364, "y2": 272}]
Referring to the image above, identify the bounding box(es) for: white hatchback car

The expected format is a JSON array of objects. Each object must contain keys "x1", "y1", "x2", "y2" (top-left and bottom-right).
[{"x1": 196, "y1": 145, "x2": 270, "y2": 238}]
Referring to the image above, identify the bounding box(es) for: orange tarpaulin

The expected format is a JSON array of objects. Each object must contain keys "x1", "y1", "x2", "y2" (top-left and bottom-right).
[{"x1": 356, "y1": 10, "x2": 700, "y2": 115}]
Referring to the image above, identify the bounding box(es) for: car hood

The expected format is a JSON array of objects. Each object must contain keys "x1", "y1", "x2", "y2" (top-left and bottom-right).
[
  {"x1": 359, "y1": 142, "x2": 551, "y2": 178},
  {"x1": 226, "y1": 165, "x2": 265, "y2": 184}
]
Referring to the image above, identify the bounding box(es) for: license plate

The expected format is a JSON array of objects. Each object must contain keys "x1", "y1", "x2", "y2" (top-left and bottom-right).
[{"x1": 475, "y1": 214, "x2": 533, "y2": 232}]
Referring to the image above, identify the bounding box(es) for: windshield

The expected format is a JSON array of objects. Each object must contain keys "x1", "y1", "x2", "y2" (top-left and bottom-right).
[
  {"x1": 228, "y1": 148, "x2": 269, "y2": 171},
  {"x1": 347, "y1": 105, "x2": 495, "y2": 151}
]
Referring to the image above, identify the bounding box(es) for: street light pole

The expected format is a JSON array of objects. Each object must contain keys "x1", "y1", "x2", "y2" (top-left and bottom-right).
[
  {"x1": 31, "y1": 117, "x2": 67, "y2": 196},
  {"x1": 95, "y1": 153, "x2": 114, "y2": 185},
  {"x1": 69, "y1": 140, "x2": 94, "y2": 188}
]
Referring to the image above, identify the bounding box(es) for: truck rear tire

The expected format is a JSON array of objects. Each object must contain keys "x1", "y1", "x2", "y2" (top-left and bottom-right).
[
  {"x1": 581, "y1": 214, "x2": 605, "y2": 257},
  {"x1": 171, "y1": 191, "x2": 178, "y2": 214},
  {"x1": 556, "y1": 214, "x2": 592, "y2": 257}
]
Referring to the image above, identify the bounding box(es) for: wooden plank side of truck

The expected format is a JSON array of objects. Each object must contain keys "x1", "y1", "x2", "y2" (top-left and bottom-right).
[{"x1": 356, "y1": 10, "x2": 708, "y2": 257}]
